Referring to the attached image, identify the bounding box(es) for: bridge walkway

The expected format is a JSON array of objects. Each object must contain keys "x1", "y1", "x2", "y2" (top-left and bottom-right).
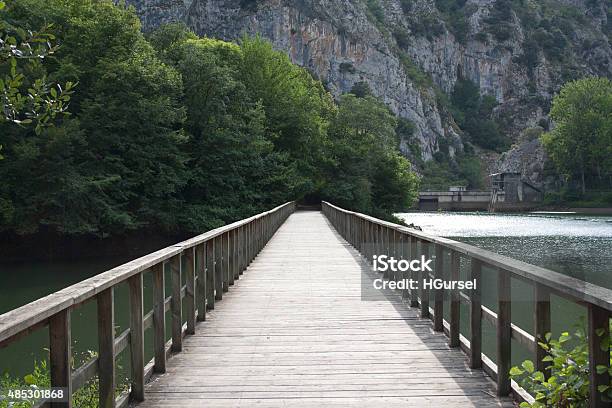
[{"x1": 136, "y1": 211, "x2": 514, "y2": 407}]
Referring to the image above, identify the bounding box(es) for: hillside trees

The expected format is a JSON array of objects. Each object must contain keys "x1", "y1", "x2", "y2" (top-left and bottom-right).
[
  {"x1": 0, "y1": 1, "x2": 420, "y2": 245},
  {"x1": 541, "y1": 77, "x2": 612, "y2": 194}
]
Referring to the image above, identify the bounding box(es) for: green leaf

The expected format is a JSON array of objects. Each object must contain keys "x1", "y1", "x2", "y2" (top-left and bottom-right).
[
  {"x1": 598, "y1": 385, "x2": 610, "y2": 393},
  {"x1": 23, "y1": 374, "x2": 35, "y2": 385},
  {"x1": 510, "y1": 366, "x2": 524, "y2": 376},
  {"x1": 522, "y1": 360, "x2": 535, "y2": 373},
  {"x1": 596, "y1": 365, "x2": 609, "y2": 374}
]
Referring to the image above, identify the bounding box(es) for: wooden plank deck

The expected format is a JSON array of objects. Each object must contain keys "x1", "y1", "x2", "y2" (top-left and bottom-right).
[{"x1": 136, "y1": 211, "x2": 515, "y2": 407}]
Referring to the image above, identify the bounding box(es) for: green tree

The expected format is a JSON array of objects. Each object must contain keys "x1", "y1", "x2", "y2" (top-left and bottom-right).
[
  {"x1": 541, "y1": 77, "x2": 612, "y2": 194},
  {"x1": 239, "y1": 36, "x2": 335, "y2": 194},
  {"x1": 149, "y1": 30, "x2": 300, "y2": 230},
  {"x1": 322, "y1": 94, "x2": 419, "y2": 215}
]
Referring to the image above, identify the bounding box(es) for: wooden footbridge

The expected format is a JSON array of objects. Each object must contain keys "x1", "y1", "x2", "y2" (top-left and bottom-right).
[{"x1": 0, "y1": 202, "x2": 610, "y2": 407}]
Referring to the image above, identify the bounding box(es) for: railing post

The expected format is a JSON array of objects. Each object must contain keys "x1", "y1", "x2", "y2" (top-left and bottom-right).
[
  {"x1": 97, "y1": 288, "x2": 115, "y2": 408},
  {"x1": 49, "y1": 309, "x2": 72, "y2": 408},
  {"x1": 170, "y1": 254, "x2": 182, "y2": 352},
  {"x1": 409, "y1": 236, "x2": 419, "y2": 308},
  {"x1": 223, "y1": 232, "x2": 230, "y2": 292},
  {"x1": 401, "y1": 233, "x2": 408, "y2": 300},
  {"x1": 534, "y1": 283, "x2": 551, "y2": 376},
  {"x1": 239, "y1": 225, "x2": 245, "y2": 275},
  {"x1": 152, "y1": 262, "x2": 166, "y2": 372},
  {"x1": 215, "y1": 235, "x2": 223, "y2": 300},
  {"x1": 196, "y1": 244, "x2": 207, "y2": 321},
  {"x1": 420, "y1": 240, "x2": 430, "y2": 319},
  {"x1": 128, "y1": 272, "x2": 145, "y2": 401},
  {"x1": 470, "y1": 259, "x2": 482, "y2": 368},
  {"x1": 231, "y1": 228, "x2": 238, "y2": 281},
  {"x1": 449, "y1": 250, "x2": 460, "y2": 348},
  {"x1": 433, "y1": 244, "x2": 444, "y2": 332},
  {"x1": 497, "y1": 268, "x2": 511, "y2": 396},
  {"x1": 184, "y1": 248, "x2": 196, "y2": 334},
  {"x1": 206, "y1": 239, "x2": 215, "y2": 310},
  {"x1": 588, "y1": 304, "x2": 610, "y2": 408}
]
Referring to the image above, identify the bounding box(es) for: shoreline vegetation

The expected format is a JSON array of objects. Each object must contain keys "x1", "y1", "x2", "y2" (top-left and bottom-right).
[{"x1": 0, "y1": 0, "x2": 418, "y2": 262}]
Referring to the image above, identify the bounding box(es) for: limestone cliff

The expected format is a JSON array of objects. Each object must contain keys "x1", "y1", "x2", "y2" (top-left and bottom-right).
[{"x1": 125, "y1": 0, "x2": 612, "y2": 186}]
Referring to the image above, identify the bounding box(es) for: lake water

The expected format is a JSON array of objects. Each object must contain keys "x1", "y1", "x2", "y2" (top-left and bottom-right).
[
  {"x1": 396, "y1": 211, "x2": 612, "y2": 365},
  {"x1": 1, "y1": 211, "x2": 611, "y2": 378}
]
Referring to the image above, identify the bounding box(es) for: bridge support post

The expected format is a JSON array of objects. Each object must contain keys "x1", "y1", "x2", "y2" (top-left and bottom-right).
[
  {"x1": 185, "y1": 248, "x2": 196, "y2": 334},
  {"x1": 215, "y1": 235, "x2": 223, "y2": 300},
  {"x1": 469, "y1": 259, "x2": 482, "y2": 368},
  {"x1": 97, "y1": 288, "x2": 116, "y2": 408},
  {"x1": 588, "y1": 304, "x2": 611, "y2": 408},
  {"x1": 497, "y1": 268, "x2": 511, "y2": 396},
  {"x1": 420, "y1": 240, "x2": 430, "y2": 319},
  {"x1": 128, "y1": 272, "x2": 145, "y2": 401},
  {"x1": 409, "y1": 236, "x2": 419, "y2": 308},
  {"x1": 206, "y1": 239, "x2": 215, "y2": 310},
  {"x1": 152, "y1": 263, "x2": 167, "y2": 372},
  {"x1": 196, "y1": 244, "x2": 207, "y2": 321},
  {"x1": 170, "y1": 254, "x2": 183, "y2": 352},
  {"x1": 49, "y1": 309, "x2": 72, "y2": 408},
  {"x1": 449, "y1": 250, "x2": 460, "y2": 348},
  {"x1": 433, "y1": 244, "x2": 444, "y2": 332},
  {"x1": 534, "y1": 283, "x2": 551, "y2": 377}
]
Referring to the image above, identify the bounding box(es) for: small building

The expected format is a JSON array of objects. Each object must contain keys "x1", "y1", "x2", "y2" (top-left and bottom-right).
[
  {"x1": 449, "y1": 186, "x2": 467, "y2": 192},
  {"x1": 490, "y1": 172, "x2": 543, "y2": 204}
]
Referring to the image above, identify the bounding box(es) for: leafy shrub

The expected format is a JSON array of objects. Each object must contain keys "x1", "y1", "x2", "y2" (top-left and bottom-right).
[{"x1": 510, "y1": 324, "x2": 612, "y2": 407}]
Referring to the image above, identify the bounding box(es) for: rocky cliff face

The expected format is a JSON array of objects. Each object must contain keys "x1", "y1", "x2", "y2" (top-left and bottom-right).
[{"x1": 126, "y1": 0, "x2": 612, "y2": 186}]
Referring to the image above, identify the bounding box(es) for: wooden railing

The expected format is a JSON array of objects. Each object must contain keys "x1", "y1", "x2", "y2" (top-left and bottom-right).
[
  {"x1": 322, "y1": 201, "x2": 612, "y2": 408},
  {"x1": 0, "y1": 202, "x2": 296, "y2": 408}
]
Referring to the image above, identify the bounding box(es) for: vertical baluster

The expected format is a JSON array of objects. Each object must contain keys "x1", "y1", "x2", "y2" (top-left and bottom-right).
[
  {"x1": 420, "y1": 240, "x2": 430, "y2": 318},
  {"x1": 449, "y1": 250, "x2": 460, "y2": 348},
  {"x1": 170, "y1": 254, "x2": 182, "y2": 352},
  {"x1": 184, "y1": 248, "x2": 196, "y2": 334},
  {"x1": 128, "y1": 272, "x2": 145, "y2": 401},
  {"x1": 588, "y1": 304, "x2": 610, "y2": 408},
  {"x1": 206, "y1": 239, "x2": 215, "y2": 310},
  {"x1": 239, "y1": 225, "x2": 245, "y2": 275},
  {"x1": 497, "y1": 268, "x2": 511, "y2": 396},
  {"x1": 49, "y1": 309, "x2": 72, "y2": 408},
  {"x1": 97, "y1": 288, "x2": 115, "y2": 408},
  {"x1": 152, "y1": 262, "x2": 166, "y2": 372},
  {"x1": 534, "y1": 283, "x2": 551, "y2": 376},
  {"x1": 433, "y1": 244, "x2": 444, "y2": 332},
  {"x1": 470, "y1": 259, "x2": 482, "y2": 368},
  {"x1": 196, "y1": 245, "x2": 207, "y2": 321}
]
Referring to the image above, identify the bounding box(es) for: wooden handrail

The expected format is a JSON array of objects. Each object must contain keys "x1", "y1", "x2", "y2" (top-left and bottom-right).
[
  {"x1": 322, "y1": 201, "x2": 611, "y2": 408},
  {"x1": 0, "y1": 201, "x2": 296, "y2": 408}
]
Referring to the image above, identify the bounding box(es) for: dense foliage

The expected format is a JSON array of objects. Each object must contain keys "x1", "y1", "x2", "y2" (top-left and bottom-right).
[
  {"x1": 0, "y1": 1, "x2": 418, "y2": 243},
  {"x1": 541, "y1": 77, "x2": 612, "y2": 194}
]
